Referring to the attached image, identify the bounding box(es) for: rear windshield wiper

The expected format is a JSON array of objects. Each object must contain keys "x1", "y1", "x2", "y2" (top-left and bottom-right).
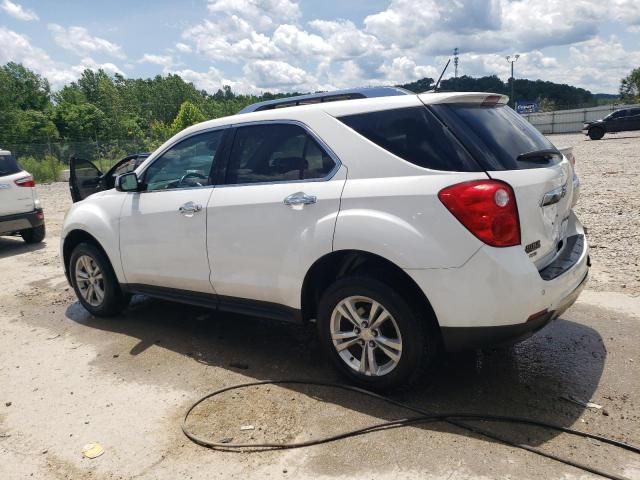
[{"x1": 517, "y1": 149, "x2": 561, "y2": 163}]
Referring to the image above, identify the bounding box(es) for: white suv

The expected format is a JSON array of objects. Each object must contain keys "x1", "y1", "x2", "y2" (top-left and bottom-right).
[
  {"x1": 0, "y1": 149, "x2": 45, "y2": 244},
  {"x1": 61, "y1": 91, "x2": 589, "y2": 389}
]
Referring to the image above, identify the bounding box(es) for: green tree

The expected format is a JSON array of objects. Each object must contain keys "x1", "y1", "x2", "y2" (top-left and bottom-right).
[
  {"x1": 619, "y1": 67, "x2": 640, "y2": 102},
  {"x1": 53, "y1": 102, "x2": 109, "y2": 140},
  {"x1": 170, "y1": 101, "x2": 206, "y2": 134},
  {"x1": 0, "y1": 62, "x2": 51, "y2": 111}
]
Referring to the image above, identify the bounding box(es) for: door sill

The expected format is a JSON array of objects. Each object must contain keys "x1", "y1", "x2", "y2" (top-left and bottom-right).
[{"x1": 122, "y1": 284, "x2": 302, "y2": 324}]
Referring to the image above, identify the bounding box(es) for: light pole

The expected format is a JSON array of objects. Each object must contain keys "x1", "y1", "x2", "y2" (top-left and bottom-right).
[{"x1": 506, "y1": 54, "x2": 520, "y2": 109}]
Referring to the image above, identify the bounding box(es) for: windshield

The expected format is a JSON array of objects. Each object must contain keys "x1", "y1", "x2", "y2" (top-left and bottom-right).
[
  {"x1": 0, "y1": 154, "x2": 21, "y2": 176},
  {"x1": 430, "y1": 104, "x2": 560, "y2": 170}
]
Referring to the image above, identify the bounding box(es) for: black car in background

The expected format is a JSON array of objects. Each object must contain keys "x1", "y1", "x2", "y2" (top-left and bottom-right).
[{"x1": 583, "y1": 107, "x2": 640, "y2": 140}]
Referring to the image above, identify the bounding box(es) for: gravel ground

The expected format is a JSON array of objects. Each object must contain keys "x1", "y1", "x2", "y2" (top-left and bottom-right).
[
  {"x1": 0, "y1": 132, "x2": 639, "y2": 480},
  {"x1": 550, "y1": 131, "x2": 640, "y2": 295}
]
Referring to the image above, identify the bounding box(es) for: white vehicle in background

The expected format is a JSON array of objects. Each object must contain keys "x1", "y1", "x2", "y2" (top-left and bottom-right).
[
  {"x1": 0, "y1": 149, "x2": 45, "y2": 244},
  {"x1": 61, "y1": 88, "x2": 589, "y2": 390}
]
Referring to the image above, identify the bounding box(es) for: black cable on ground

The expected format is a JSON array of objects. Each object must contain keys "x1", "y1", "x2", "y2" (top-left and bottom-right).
[{"x1": 182, "y1": 380, "x2": 640, "y2": 480}]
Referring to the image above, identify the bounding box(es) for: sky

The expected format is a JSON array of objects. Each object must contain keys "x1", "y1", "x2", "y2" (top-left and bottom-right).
[{"x1": 1, "y1": 0, "x2": 639, "y2": 95}]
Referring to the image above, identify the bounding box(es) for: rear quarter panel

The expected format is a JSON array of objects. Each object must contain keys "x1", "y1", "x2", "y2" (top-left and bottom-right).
[{"x1": 334, "y1": 173, "x2": 487, "y2": 269}]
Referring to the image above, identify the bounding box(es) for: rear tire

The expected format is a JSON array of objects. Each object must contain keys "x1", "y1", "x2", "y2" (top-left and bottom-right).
[
  {"x1": 317, "y1": 275, "x2": 438, "y2": 390},
  {"x1": 588, "y1": 127, "x2": 604, "y2": 140},
  {"x1": 69, "y1": 242, "x2": 129, "y2": 317},
  {"x1": 21, "y1": 224, "x2": 45, "y2": 244}
]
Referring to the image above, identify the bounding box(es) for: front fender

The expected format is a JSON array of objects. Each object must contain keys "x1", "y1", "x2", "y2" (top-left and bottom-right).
[{"x1": 61, "y1": 191, "x2": 126, "y2": 282}]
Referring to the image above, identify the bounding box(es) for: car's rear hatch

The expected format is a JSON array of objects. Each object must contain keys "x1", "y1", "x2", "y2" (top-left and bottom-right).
[
  {"x1": 0, "y1": 152, "x2": 35, "y2": 217},
  {"x1": 423, "y1": 93, "x2": 576, "y2": 270}
]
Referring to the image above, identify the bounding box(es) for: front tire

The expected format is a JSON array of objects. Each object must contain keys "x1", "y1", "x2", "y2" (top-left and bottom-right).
[
  {"x1": 588, "y1": 127, "x2": 604, "y2": 140},
  {"x1": 317, "y1": 276, "x2": 437, "y2": 390},
  {"x1": 21, "y1": 224, "x2": 45, "y2": 244},
  {"x1": 69, "y1": 242, "x2": 129, "y2": 317}
]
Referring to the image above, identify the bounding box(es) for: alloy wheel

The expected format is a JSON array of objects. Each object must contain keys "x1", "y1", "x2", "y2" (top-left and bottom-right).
[
  {"x1": 330, "y1": 296, "x2": 403, "y2": 377},
  {"x1": 74, "y1": 254, "x2": 105, "y2": 307}
]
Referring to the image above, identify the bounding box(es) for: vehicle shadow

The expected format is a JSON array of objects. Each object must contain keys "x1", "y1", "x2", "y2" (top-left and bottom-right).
[
  {"x1": 0, "y1": 236, "x2": 46, "y2": 259},
  {"x1": 64, "y1": 296, "x2": 605, "y2": 448},
  {"x1": 599, "y1": 135, "x2": 640, "y2": 141}
]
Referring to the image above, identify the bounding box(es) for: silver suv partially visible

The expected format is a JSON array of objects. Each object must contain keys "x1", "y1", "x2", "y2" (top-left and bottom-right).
[{"x1": 0, "y1": 149, "x2": 45, "y2": 244}]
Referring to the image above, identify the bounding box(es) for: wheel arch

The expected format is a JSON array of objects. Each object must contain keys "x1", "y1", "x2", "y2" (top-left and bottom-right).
[
  {"x1": 62, "y1": 230, "x2": 116, "y2": 285},
  {"x1": 301, "y1": 249, "x2": 439, "y2": 329}
]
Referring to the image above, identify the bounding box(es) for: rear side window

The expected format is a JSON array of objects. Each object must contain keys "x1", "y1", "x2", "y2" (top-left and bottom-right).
[
  {"x1": 0, "y1": 154, "x2": 21, "y2": 176},
  {"x1": 431, "y1": 104, "x2": 560, "y2": 170},
  {"x1": 225, "y1": 123, "x2": 336, "y2": 185},
  {"x1": 338, "y1": 107, "x2": 481, "y2": 172}
]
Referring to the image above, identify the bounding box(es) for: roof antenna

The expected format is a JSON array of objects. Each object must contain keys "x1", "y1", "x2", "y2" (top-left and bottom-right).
[{"x1": 433, "y1": 58, "x2": 451, "y2": 92}]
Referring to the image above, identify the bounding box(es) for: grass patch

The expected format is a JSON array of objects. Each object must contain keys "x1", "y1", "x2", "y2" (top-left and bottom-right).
[{"x1": 17, "y1": 155, "x2": 63, "y2": 183}]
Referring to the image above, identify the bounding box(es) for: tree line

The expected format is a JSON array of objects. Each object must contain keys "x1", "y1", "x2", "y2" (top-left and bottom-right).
[{"x1": 1, "y1": 61, "x2": 638, "y2": 181}]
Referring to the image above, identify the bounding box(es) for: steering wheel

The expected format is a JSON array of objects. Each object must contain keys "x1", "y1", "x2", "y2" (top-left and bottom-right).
[{"x1": 178, "y1": 171, "x2": 208, "y2": 187}]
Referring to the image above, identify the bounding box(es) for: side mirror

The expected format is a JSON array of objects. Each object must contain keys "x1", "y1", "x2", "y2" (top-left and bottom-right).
[{"x1": 115, "y1": 172, "x2": 140, "y2": 192}]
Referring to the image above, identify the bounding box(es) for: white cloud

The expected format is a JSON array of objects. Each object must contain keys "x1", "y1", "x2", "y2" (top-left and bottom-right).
[
  {"x1": 2, "y1": 0, "x2": 640, "y2": 94},
  {"x1": 139, "y1": 53, "x2": 174, "y2": 69},
  {"x1": 72, "y1": 57, "x2": 124, "y2": 77},
  {"x1": 567, "y1": 36, "x2": 640, "y2": 92},
  {"x1": 207, "y1": 0, "x2": 300, "y2": 31},
  {"x1": 171, "y1": 66, "x2": 265, "y2": 95},
  {"x1": 243, "y1": 59, "x2": 310, "y2": 87},
  {"x1": 48, "y1": 24, "x2": 126, "y2": 60},
  {"x1": 271, "y1": 24, "x2": 330, "y2": 57},
  {"x1": 0, "y1": 26, "x2": 125, "y2": 89},
  {"x1": 378, "y1": 57, "x2": 440, "y2": 84},
  {"x1": 182, "y1": 18, "x2": 279, "y2": 61},
  {"x1": 175, "y1": 42, "x2": 192, "y2": 54},
  {"x1": 0, "y1": 0, "x2": 38, "y2": 21}
]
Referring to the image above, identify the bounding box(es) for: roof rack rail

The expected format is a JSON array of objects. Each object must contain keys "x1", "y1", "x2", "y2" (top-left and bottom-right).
[{"x1": 238, "y1": 86, "x2": 411, "y2": 114}]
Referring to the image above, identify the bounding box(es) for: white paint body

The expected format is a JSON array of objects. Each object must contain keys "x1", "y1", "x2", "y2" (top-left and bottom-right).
[
  {"x1": 0, "y1": 170, "x2": 40, "y2": 217},
  {"x1": 61, "y1": 92, "x2": 589, "y2": 331}
]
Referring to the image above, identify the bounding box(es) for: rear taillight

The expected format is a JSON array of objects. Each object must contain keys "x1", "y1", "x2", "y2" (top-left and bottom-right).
[
  {"x1": 438, "y1": 180, "x2": 520, "y2": 247},
  {"x1": 15, "y1": 176, "x2": 36, "y2": 188}
]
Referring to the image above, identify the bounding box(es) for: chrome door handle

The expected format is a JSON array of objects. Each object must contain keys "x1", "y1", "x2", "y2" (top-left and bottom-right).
[
  {"x1": 283, "y1": 192, "x2": 317, "y2": 206},
  {"x1": 179, "y1": 201, "x2": 202, "y2": 215}
]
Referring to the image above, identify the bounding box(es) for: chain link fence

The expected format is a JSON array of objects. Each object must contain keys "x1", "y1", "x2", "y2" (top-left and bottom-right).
[
  {"x1": 3, "y1": 139, "x2": 149, "y2": 182},
  {"x1": 521, "y1": 103, "x2": 640, "y2": 134}
]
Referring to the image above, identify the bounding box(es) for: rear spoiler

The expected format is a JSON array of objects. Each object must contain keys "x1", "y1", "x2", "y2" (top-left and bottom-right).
[{"x1": 419, "y1": 92, "x2": 509, "y2": 106}]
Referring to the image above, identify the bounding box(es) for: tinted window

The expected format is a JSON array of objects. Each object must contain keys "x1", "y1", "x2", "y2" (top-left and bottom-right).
[
  {"x1": 144, "y1": 130, "x2": 224, "y2": 191},
  {"x1": 338, "y1": 107, "x2": 481, "y2": 172},
  {"x1": 0, "y1": 154, "x2": 21, "y2": 176},
  {"x1": 607, "y1": 110, "x2": 626, "y2": 119},
  {"x1": 225, "y1": 124, "x2": 336, "y2": 185},
  {"x1": 431, "y1": 104, "x2": 559, "y2": 171},
  {"x1": 114, "y1": 156, "x2": 146, "y2": 176}
]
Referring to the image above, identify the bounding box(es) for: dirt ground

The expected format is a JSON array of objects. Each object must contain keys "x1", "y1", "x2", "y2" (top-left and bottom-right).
[{"x1": 1, "y1": 132, "x2": 639, "y2": 480}]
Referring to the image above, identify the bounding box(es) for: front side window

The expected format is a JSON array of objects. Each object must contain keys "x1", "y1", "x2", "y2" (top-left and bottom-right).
[
  {"x1": 607, "y1": 110, "x2": 626, "y2": 120},
  {"x1": 225, "y1": 123, "x2": 336, "y2": 185},
  {"x1": 144, "y1": 130, "x2": 224, "y2": 191}
]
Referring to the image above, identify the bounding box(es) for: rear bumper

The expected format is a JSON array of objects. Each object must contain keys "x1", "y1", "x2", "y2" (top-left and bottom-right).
[
  {"x1": 439, "y1": 270, "x2": 588, "y2": 351},
  {"x1": 405, "y1": 212, "x2": 589, "y2": 351},
  {"x1": 0, "y1": 208, "x2": 44, "y2": 235}
]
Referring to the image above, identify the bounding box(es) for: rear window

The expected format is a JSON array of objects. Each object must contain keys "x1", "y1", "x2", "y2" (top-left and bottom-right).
[
  {"x1": 338, "y1": 107, "x2": 482, "y2": 172},
  {"x1": 0, "y1": 154, "x2": 21, "y2": 176},
  {"x1": 430, "y1": 104, "x2": 560, "y2": 170}
]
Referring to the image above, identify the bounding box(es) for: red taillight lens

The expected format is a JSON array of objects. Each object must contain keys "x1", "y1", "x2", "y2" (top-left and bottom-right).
[
  {"x1": 438, "y1": 180, "x2": 520, "y2": 247},
  {"x1": 15, "y1": 176, "x2": 36, "y2": 188}
]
